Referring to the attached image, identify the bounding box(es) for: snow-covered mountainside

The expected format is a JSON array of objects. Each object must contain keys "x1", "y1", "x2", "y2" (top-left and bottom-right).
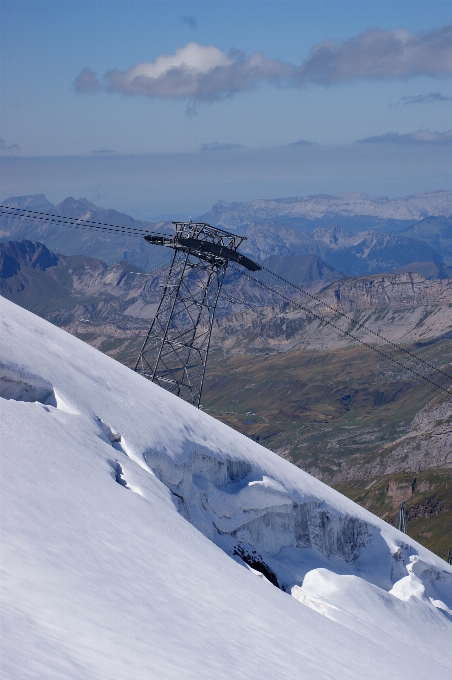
[{"x1": 1, "y1": 298, "x2": 451, "y2": 679}]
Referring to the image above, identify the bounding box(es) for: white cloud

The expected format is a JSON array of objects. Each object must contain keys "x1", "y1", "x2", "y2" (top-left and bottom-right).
[
  {"x1": 74, "y1": 26, "x2": 452, "y2": 103},
  {"x1": 74, "y1": 67, "x2": 101, "y2": 93},
  {"x1": 74, "y1": 42, "x2": 292, "y2": 101},
  {"x1": 357, "y1": 129, "x2": 452, "y2": 144},
  {"x1": 390, "y1": 92, "x2": 452, "y2": 107},
  {"x1": 104, "y1": 43, "x2": 289, "y2": 100},
  {"x1": 125, "y1": 43, "x2": 230, "y2": 81},
  {"x1": 296, "y1": 25, "x2": 452, "y2": 84}
]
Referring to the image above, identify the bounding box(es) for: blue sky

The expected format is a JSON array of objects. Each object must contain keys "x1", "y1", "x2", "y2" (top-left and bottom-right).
[{"x1": 1, "y1": 1, "x2": 451, "y2": 219}]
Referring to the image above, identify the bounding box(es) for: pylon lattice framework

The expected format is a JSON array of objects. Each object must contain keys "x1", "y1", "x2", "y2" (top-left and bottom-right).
[{"x1": 134, "y1": 221, "x2": 260, "y2": 408}]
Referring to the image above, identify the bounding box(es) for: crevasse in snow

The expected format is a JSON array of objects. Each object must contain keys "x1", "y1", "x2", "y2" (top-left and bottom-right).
[
  {"x1": 0, "y1": 362, "x2": 57, "y2": 405},
  {"x1": 147, "y1": 449, "x2": 374, "y2": 589}
]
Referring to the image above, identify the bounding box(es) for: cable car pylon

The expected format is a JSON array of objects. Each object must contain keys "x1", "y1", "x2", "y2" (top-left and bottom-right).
[{"x1": 134, "y1": 221, "x2": 261, "y2": 408}]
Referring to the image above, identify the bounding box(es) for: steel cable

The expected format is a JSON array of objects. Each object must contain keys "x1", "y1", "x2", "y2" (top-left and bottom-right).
[
  {"x1": 0, "y1": 205, "x2": 172, "y2": 238},
  {"x1": 231, "y1": 264, "x2": 452, "y2": 397},
  {"x1": 258, "y1": 264, "x2": 452, "y2": 384}
]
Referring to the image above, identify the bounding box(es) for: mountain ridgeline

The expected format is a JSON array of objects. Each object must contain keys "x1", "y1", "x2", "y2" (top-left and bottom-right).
[
  {"x1": 0, "y1": 195, "x2": 173, "y2": 272},
  {"x1": 1, "y1": 239, "x2": 451, "y2": 354},
  {"x1": 199, "y1": 190, "x2": 452, "y2": 233},
  {"x1": 1, "y1": 191, "x2": 452, "y2": 277}
]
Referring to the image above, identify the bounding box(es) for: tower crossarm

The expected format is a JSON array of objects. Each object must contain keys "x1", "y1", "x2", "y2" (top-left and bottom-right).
[{"x1": 144, "y1": 221, "x2": 262, "y2": 272}]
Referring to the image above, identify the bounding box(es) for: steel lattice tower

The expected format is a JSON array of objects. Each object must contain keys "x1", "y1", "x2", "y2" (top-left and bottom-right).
[{"x1": 134, "y1": 221, "x2": 260, "y2": 407}]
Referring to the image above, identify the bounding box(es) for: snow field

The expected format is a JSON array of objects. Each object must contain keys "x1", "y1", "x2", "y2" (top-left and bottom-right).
[{"x1": 0, "y1": 297, "x2": 451, "y2": 679}]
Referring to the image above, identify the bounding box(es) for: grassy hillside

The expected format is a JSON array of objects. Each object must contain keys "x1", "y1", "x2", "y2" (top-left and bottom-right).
[
  {"x1": 202, "y1": 342, "x2": 450, "y2": 464},
  {"x1": 336, "y1": 472, "x2": 452, "y2": 558}
]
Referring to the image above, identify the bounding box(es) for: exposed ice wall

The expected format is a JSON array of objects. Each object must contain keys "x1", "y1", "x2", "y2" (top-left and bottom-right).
[
  {"x1": 145, "y1": 449, "x2": 386, "y2": 590},
  {"x1": 0, "y1": 362, "x2": 57, "y2": 405}
]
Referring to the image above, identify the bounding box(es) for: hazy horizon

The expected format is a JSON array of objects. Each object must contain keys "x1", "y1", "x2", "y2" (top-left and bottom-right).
[
  {"x1": 1, "y1": 1, "x2": 451, "y2": 220},
  {"x1": 2, "y1": 142, "x2": 450, "y2": 221}
]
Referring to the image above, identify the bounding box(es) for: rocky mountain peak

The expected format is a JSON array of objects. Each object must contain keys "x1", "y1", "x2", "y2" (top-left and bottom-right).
[
  {"x1": 0, "y1": 240, "x2": 59, "y2": 278},
  {"x1": 1, "y1": 194, "x2": 55, "y2": 211},
  {"x1": 54, "y1": 196, "x2": 100, "y2": 216}
]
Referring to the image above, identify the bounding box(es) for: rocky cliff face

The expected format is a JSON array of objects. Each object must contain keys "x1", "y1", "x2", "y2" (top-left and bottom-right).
[
  {"x1": 304, "y1": 395, "x2": 452, "y2": 485},
  {"x1": 320, "y1": 272, "x2": 452, "y2": 312},
  {"x1": 0, "y1": 239, "x2": 164, "y2": 313},
  {"x1": 400, "y1": 216, "x2": 452, "y2": 266},
  {"x1": 212, "y1": 272, "x2": 452, "y2": 353},
  {"x1": 0, "y1": 239, "x2": 58, "y2": 277},
  {"x1": 3, "y1": 240, "x2": 450, "y2": 383},
  {"x1": 376, "y1": 398, "x2": 452, "y2": 476}
]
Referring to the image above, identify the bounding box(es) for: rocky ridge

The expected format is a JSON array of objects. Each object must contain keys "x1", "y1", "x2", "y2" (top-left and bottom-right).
[
  {"x1": 201, "y1": 190, "x2": 452, "y2": 231},
  {"x1": 2, "y1": 239, "x2": 451, "y2": 358},
  {"x1": 213, "y1": 272, "x2": 452, "y2": 353},
  {"x1": 306, "y1": 396, "x2": 452, "y2": 485},
  {"x1": 0, "y1": 194, "x2": 173, "y2": 271},
  {"x1": 2, "y1": 192, "x2": 452, "y2": 276},
  {"x1": 244, "y1": 222, "x2": 443, "y2": 275}
]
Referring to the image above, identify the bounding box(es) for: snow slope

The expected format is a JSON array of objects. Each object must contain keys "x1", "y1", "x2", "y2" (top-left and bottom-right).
[{"x1": 0, "y1": 297, "x2": 451, "y2": 679}]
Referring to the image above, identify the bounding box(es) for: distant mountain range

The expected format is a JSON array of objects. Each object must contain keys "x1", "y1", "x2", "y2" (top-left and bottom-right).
[
  {"x1": 200, "y1": 190, "x2": 452, "y2": 232},
  {"x1": 0, "y1": 240, "x2": 341, "y2": 327},
  {"x1": 2, "y1": 238, "x2": 450, "y2": 361},
  {"x1": 0, "y1": 239, "x2": 163, "y2": 322},
  {"x1": 1, "y1": 191, "x2": 452, "y2": 277},
  {"x1": 399, "y1": 215, "x2": 452, "y2": 266},
  {"x1": 242, "y1": 222, "x2": 446, "y2": 276},
  {"x1": 0, "y1": 195, "x2": 173, "y2": 271}
]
